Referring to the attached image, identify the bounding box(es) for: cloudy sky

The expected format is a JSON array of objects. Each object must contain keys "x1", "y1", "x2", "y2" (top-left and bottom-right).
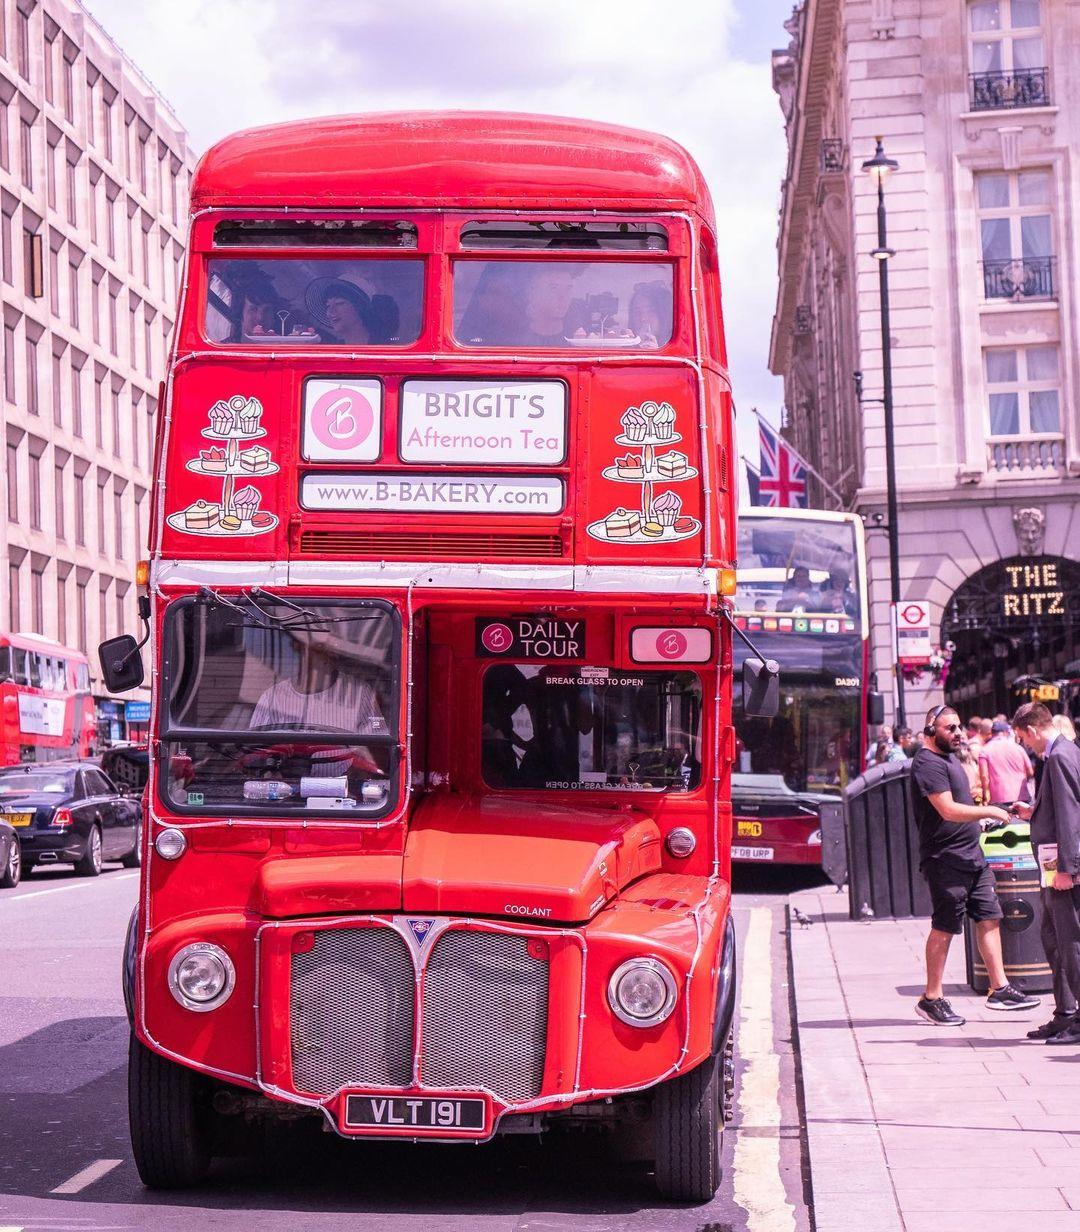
[{"x1": 83, "y1": 0, "x2": 791, "y2": 468}]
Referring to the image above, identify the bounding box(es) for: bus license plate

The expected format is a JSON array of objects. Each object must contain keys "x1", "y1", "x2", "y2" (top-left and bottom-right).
[
  {"x1": 4, "y1": 812, "x2": 32, "y2": 827},
  {"x1": 344, "y1": 1095, "x2": 485, "y2": 1132},
  {"x1": 732, "y1": 845, "x2": 773, "y2": 861}
]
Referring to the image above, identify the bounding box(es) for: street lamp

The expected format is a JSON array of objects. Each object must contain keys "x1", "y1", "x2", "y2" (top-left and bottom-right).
[{"x1": 861, "y1": 136, "x2": 906, "y2": 728}]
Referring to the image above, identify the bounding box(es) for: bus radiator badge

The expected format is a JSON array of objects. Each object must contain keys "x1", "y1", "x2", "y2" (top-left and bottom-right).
[{"x1": 406, "y1": 918, "x2": 436, "y2": 948}]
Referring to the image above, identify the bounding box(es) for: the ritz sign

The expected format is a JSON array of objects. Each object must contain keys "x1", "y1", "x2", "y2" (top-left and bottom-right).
[{"x1": 1001, "y1": 562, "x2": 1066, "y2": 618}]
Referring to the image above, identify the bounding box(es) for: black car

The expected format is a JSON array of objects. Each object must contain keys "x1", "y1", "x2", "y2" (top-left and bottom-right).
[
  {"x1": 0, "y1": 816, "x2": 19, "y2": 888},
  {"x1": 0, "y1": 762, "x2": 141, "y2": 876}
]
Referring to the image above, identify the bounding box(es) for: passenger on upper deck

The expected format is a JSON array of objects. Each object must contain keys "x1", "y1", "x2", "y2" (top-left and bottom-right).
[
  {"x1": 305, "y1": 276, "x2": 400, "y2": 345},
  {"x1": 628, "y1": 280, "x2": 673, "y2": 350}
]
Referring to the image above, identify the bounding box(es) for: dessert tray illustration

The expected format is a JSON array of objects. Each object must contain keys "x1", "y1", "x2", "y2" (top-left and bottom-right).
[
  {"x1": 587, "y1": 401, "x2": 701, "y2": 545},
  {"x1": 166, "y1": 395, "x2": 279, "y2": 538}
]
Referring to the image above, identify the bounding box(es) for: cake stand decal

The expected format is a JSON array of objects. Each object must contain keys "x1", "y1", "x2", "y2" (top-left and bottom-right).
[
  {"x1": 166, "y1": 395, "x2": 280, "y2": 538},
  {"x1": 587, "y1": 400, "x2": 702, "y2": 544}
]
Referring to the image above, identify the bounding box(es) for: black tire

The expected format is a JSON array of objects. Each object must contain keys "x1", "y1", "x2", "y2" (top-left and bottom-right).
[
  {"x1": 75, "y1": 825, "x2": 103, "y2": 877},
  {"x1": 128, "y1": 1032, "x2": 212, "y2": 1188},
  {"x1": 0, "y1": 837, "x2": 20, "y2": 888},
  {"x1": 121, "y1": 820, "x2": 142, "y2": 868},
  {"x1": 652, "y1": 1052, "x2": 722, "y2": 1203}
]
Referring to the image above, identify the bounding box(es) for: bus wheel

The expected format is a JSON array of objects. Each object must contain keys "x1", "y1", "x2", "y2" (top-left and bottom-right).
[
  {"x1": 121, "y1": 822, "x2": 142, "y2": 868},
  {"x1": 652, "y1": 1052, "x2": 722, "y2": 1203},
  {"x1": 0, "y1": 837, "x2": 20, "y2": 888},
  {"x1": 129, "y1": 1033, "x2": 212, "y2": 1188},
  {"x1": 75, "y1": 826, "x2": 102, "y2": 877}
]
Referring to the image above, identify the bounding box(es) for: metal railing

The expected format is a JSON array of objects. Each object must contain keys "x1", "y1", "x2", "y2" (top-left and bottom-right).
[
  {"x1": 987, "y1": 435, "x2": 1065, "y2": 475},
  {"x1": 982, "y1": 255, "x2": 1055, "y2": 301},
  {"x1": 970, "y1": 67, "x2": 1050, "y2": 111}
]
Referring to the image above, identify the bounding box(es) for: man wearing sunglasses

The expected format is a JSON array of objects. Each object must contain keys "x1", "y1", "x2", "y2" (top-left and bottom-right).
[{"x1": 911, "y1": 704, "x2": 1041, "y2": 1025}]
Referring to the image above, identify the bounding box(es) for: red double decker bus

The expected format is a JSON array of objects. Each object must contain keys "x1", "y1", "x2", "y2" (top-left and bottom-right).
[
  {"x1": 106, "y1": 112, "x2": 768, "y2": 1202},
  {"x1": 0, "y1": 633, "x2": 96, "y2": 765}
]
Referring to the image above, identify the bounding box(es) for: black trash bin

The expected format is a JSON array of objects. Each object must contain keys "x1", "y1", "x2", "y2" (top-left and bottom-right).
[
  {"x1": 844, "y1": 761, "x2": 931, "y2": 921},
  {"x1": 964, "y1": 821, "x2": 1053, "y2": 994}
]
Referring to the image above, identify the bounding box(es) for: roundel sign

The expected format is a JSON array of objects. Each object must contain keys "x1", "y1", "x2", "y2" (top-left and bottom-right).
[
  {"x1": 898, "y1": 602, "x2": 929, "y2": 629},
  {"x1": 302, "y1": 378, "x2": 382, "y2": 462},
  {"x1": 630, "y1": 627, "x2": 713, "y2": 664}
]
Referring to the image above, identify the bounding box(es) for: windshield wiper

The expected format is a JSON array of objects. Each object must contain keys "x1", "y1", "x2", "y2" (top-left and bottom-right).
[{"x1": 247, "y1": 587, "x2": 385, "y2": 629}]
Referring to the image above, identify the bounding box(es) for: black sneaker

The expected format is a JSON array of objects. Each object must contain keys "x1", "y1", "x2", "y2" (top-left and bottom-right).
[
  {"x1": 1045, "y1": 1017, "x2": 1080, "y2": 1046},
  {"x1": 986, "y1": 983, "x2": 1041, "y2": 1011},
  {"x1": 916, "y1": 996, "x2": 965, "y2": 1026},
  {"x1": 1027, "y1": 1014, "x2": 1075, "y2": 1040}
]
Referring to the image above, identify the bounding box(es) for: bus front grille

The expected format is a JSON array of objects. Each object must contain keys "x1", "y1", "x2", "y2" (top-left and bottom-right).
[
  {"x1": 290, "y1": 928, "x2": 415, "y2": 1095},
  {"x1": 288, "y1": 926, "x2": 550, "y2": 1103},
  {"x1": 297, "y1": 529, "x2": 566, "y2": 559},
  {"x1": 422, "y1": 932, "x2": 549, "y2": 1102}
]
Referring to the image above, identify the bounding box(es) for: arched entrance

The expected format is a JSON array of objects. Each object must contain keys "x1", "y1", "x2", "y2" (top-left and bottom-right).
[{"x1": 941, "y1": 555, "x2": 1080, "y2": 720}]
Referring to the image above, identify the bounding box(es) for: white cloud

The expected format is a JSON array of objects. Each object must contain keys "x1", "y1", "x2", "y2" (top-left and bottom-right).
[{"x1": 84, "y1": 0, "x2": 785, "y2": 474}]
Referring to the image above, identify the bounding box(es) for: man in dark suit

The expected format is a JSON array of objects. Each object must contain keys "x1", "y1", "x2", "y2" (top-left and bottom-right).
[{"x1": 1012, "y1": 702, "x2": 1080, "y2": 1044}]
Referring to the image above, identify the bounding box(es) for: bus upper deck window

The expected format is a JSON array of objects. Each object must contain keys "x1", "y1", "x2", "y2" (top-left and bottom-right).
[
  {"x1": 214, "y1": 220, "x2": 418, "y2": 248},
  {"x1": 459, "y1": 221, "x2": 667, "y2": 251},
  {"x1": 453, "y1": 260, "x2": 674, "y2": 350},
  {"x1": 205, "y1": 258, "x2": 424, "y2": 346}
]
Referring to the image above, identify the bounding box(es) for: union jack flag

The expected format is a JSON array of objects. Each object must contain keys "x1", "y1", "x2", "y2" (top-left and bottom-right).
[{"x1": 757, "y1": 419, "x2": 808, "y2": 508}]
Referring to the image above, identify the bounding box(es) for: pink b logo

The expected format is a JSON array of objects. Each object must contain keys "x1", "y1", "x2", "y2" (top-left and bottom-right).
[
  {"x1": 481, "y1": 623, "x2": 514, "y2": 654},
  {"x1": 310, "y1": 386, "x2": 375, "y2": 453},
  {"x1": 656, "y1": 630, "x2": 688, "y2": 660}
]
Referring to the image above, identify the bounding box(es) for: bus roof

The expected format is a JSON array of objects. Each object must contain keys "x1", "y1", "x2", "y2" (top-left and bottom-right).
[
  {"x1": 0, "y1": 631, "x2": 88, "y2": 661},
  {"x1": 190, "y1": 111, "x2": 715, "y2": 225}
]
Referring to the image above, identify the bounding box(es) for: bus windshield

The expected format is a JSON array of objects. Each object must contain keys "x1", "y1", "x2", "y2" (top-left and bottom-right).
[
  {"x1": 205, "y1": 258, "x2": 424, "y2": 345},
  {"x1": 481, "y1": 665, "x2": 701, "y2": 792},
  {"x1": 160, "y1": 598, "x2": 400, "y2": 816},
  {"x1": 734, "y1": 679, "x2": 860, "y2": 795},
  {"x1": 453, "y1": 261, "x2": 674, "y2": 349},
  {"x1": 736, "y1": 516, "x2": 860, "y2": 619}
]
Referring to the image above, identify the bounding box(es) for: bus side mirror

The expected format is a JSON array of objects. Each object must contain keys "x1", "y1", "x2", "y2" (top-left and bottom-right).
[
  {"x1": 99, "y1": 636, "x2": 144, "y2": 693},
  {"x1": 867, "y1": 690, "x2": 886, "y2": 726},
  {"x1": 742, "y1": 658, "x2": 780, "y2": 718}
]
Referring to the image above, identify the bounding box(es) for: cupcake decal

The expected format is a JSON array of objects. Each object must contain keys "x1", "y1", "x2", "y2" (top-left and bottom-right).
[
  {"x1": 167, "y1": 393, "x2": 279, "y2": 539},
  {"x1": 588, "y1": 397, "x2": 701, "y2": 545}
]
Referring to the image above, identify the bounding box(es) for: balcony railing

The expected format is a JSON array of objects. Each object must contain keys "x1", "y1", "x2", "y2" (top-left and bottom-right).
[
  {"x1": 970, "y1": 68, "x2": 1050, "y2": 111},
  {"x1": 982, "y1": 256, "x2": 1055, "y2": 301},
  {"x1": 987, "y1": 435, "x2": 1064, "y2": 475}
]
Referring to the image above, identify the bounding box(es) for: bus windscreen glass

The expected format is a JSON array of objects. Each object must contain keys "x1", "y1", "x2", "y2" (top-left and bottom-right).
[
  {"x1": 736, "y1": 518, "x2": 860, "y2": 619},
  {"x1": 481, "y1": 665, "x2": 701, "y2": 792},
  {"x1": 160, "y1": 598, "x2": 399, "y2": 816},
  {"x1": 453, "y1": 261, "x2": 674, "y2": 349},
  {"x1": 205, "y1": 259, "x2": 424, "y2": 345}
]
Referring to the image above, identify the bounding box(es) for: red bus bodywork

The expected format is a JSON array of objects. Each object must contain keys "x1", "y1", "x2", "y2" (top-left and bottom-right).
[
  {"x1": 129, "y1": 113, "x2": 738, "y2": 1199},
  {"x1": 0, "y1": 633, "x2": 96, "y2": 765}
]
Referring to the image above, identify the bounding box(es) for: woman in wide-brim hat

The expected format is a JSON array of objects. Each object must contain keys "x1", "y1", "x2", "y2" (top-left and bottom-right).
[{"x1": 305, "y1": 276, "x2": 399, "y2": 344}]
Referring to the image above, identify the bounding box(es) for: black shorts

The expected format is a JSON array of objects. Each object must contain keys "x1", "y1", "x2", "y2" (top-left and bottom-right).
[{"x1": 923, "y1": 861, "x2": 1003, "y2": 935}]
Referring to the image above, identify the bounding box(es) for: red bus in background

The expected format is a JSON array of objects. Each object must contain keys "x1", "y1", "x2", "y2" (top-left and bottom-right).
[
  {"x1": 0, "y1": 633, "x2": 96, "y2": 765},
  {"x1": 103, "y1": 112, "x2": 775, "y2": 1204},
  {"x1": 731, "y1": 509, "x2": 875, "y2": 865}
]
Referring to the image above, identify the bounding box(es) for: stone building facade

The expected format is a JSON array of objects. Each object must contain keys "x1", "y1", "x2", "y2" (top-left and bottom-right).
[
  {"x1": 770, "y1": 0, "x2": 1080, "y2": 727},
  {"x1": 0, "y1": 0, "x2": 194, "y2": 734}
]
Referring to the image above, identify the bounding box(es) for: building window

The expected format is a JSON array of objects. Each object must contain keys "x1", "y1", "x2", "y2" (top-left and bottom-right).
[
  {"x1": 65, "y1": 157, "x2": 77, "y2": 226},
  {"x1": 114, "y1": 486, "x2": 124, "y2": 558},
  {"x1": 0, "y1": 100, "x2": 8, "y2": 171},
  {"x1": 15, "y1": 6, "x2": 29, "y2": 80},
  {"x1": 97, "y1": 473, "x2": 107, "y2": 557},
  {"x1": 969, "y1": 1, "x2": 1048, "y2": 109},
  {"x1": 74, "y1": 469, "x2": 86, "y2": 544},
  {"x1": 56, "y1": 571, "x2": 67, "y2": 644},
  {"x1": 43, "y1": 31, "x2": 56, "y2": 104},
  {"x1": 20, "y1": 119, "x2": 33, "y2": 190},
  {"x1": 102, "y1": 93, "x2": 114, "y2": 162},
  {"x1": 112, "y1": 384, "x2": 121, "y2": 458},
  {"x1": 108, "y1": 284, "x2": 118, "y2": 353},
  {"x1": 0, "y1": 207, "x2": 11, "y2": 285},
  {"x1": 54, "y1": 458, "x2": 65, "y2": 539},
  {"x1": 91, "y1": 272, "x2": 101, "y2": 344},
  {"x1": 3, "y1": 322, "x2": 15, "y2": 402},
  {"x1": 25, "y1": 334, "x2": 38, "y2": 416},
  {"x1": 70, "y1": 359, "x2": 83, "y2": 437},
  {"x1": 51, "y1": 347, "x2": 62, "y2": 426},
  {"x1": 976, "y1": 169, "x2": 1053, "y2": 299},
  {"x1": 76, "y1": 576, "x2": 87, "y2": 651},
  {"x1": 68, "y1": 253, "x2": 80, "y2": 327},
  {"x1": 6, "y1": 441, "x2": 18, "y2": 521},
  {"x1": 28, "y1": 445, "x2": 42, "y2": 530},
  {"x1": 9, "y1": 561, "x2": 20, "y2": 632},
  {"x1": 985, "y1": 345, "x2": 1062, "y2": 472},
  {"x1": 48, "y1": 241, "x2": 60, "y2": 315},
  {"x1": 62, "y1": 44, "x2": 75, "y2": 124},
  {"x1": 99, "y1": 577, "x2": 108, "y2": 642},
  {"x1": 46, "y1": 136, "x2": 58, "y2": 209},
  {"x1": 30, "y1": 563, "x2": 43, "y2": 633},
  {"x1": 131, "y1": 390, "x2": 142, "y2": 469}
]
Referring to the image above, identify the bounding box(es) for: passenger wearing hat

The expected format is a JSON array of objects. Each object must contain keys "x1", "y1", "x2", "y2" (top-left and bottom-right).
[
  {"x1": 978, "y1": 719, "x2": 1034, "y2": 807},
  {"x1": 305, "y1": 277, "x2": 399, "y2": 345}
]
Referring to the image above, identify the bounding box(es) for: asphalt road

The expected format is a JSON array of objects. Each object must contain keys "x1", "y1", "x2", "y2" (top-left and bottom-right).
[{"x1": 0, "y1": 860, "x2": 826, "y2": 1232}]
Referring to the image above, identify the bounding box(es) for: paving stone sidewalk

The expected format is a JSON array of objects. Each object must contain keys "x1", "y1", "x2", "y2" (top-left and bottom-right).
[{"x1": 788, "y1": 886, "x2": 1080, "y2": 1232}]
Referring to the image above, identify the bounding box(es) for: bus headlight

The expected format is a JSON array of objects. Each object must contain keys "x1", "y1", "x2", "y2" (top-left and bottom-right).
[
  {"x1": 607, "y1": 958, "x2": 677, "y2": 1028},
  {"x1": 155, "y1": 828, "x2": 187, "y2": 860},
  {"x1": 169, "y1": 942, "x2": 235, "y2": 1012},
  {"x1": 665, "y1": 827, "x2": 697, "y2": 858}
]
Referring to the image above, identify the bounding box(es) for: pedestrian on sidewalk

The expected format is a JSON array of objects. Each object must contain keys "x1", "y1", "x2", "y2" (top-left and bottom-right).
[
  {"x1": 911, "y1": 704, "x2": 1041, "y2": 1026},
  {"x1": 1010, "y1": 702, "x2": 1080, "y2": 1045},
  {"x1": 978, "y1": 719, "x2": 1034, "y2": 805}
]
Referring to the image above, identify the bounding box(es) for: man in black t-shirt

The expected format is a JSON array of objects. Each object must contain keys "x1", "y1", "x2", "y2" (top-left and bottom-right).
[{"x1": 910, "y1": 704, "x2": 1041, "y2": 1025}]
